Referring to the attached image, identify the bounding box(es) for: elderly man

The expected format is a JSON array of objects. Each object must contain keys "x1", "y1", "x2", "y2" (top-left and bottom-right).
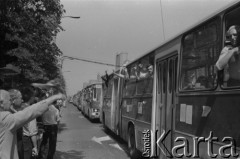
[
  {"x1": 0, "y1": 89, "x2": 64, "y2": 159},
  {"x1": 8, "y1": 89, "x2": 25, "y2": 159}
]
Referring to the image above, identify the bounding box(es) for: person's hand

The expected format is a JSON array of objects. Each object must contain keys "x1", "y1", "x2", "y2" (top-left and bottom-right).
[
  {"x1": 32, "y1": 147, "x2": 38, "y2": 157},
  {"x1": 237, "y1": 46, "x2": 240, "y2": 54},
  {"x1": 9, "y1": 106, "x2": 17, "y2": 113},
  {"x1": 38, "y1": 132, "x2": 43, "y2": 140},
  {"x1": 233, "y1": 46, "x2": 240, "y2": 54},
  {"x1": 53, "y1": 93, "x2": 66, "y2": 100}
]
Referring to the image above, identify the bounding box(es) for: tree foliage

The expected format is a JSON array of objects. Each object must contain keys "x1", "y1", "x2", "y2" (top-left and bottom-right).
[{"x1": 0, "y1": 0, "x2": 66, "y2": 91}]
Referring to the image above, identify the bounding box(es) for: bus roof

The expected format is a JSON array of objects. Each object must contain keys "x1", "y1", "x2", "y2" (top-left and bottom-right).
[
  {"x1": 125, "y1": 0, "x2": 240, "y2": 66},
  {"x1": 84, "y1": 82, "x2": 103, "y2": 89}
]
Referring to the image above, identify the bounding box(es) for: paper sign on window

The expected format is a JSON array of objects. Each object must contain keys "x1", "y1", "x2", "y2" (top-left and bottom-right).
[
  {"x1": 127, "y1": 105, "x2": 132, "y2": 112},
  {"x1": 186, "y1": 105, "x2": 192, "y2": 124},
  {"x1": 138, "y1": 102, "x2": 143, "y2": 114},
  {"x1": 202, "y1": 105, "x2": 211, "y2": 117},
  {"x1": 180, "y1": 104, "x2": 186, "y2": 122},
  {"x1": 127, "y1": 105, "x2": 130, "y2": 112}
]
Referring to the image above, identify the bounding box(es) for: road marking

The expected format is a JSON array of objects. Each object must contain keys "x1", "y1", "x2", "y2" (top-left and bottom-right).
[
  {"x1": 78, "y1": 115, "x2": 84, "y2": 118},
  {"x1": 91, "y1": 136, "x2": 112, "y2": 145},
  {"x1": 109, "y1": 143, "x2": 123, "y2": 151}
]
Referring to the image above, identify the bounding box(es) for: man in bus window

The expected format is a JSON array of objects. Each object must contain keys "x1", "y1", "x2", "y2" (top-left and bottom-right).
[
  {"x1": 183, "y1": 72, "x2": 196, "y2": 90},
  {"x1": 216, "y1": 25, "x2": 240, "y2": 86},
  {"x1": 147, "y1": 64, "x2": 153, "y2": 78}
]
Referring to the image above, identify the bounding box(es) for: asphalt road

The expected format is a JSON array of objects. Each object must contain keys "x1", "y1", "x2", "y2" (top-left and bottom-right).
[{"x1": 54, "y1": 102, "x2": 131, "y2": 159}]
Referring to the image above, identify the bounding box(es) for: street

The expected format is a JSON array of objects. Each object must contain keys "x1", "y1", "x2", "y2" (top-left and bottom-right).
[{"x1": 54, "y1": 102, "x2": 131, "y2": 159}]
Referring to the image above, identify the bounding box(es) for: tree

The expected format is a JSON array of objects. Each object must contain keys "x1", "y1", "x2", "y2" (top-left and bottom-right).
[{"x1": 0, "y1": 0, "x2": 66, "y2": 90}]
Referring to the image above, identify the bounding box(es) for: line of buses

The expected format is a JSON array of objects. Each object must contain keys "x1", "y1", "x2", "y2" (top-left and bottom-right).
[{"x1": 74, "y1": 1, "x2": 240, "y2": 158}]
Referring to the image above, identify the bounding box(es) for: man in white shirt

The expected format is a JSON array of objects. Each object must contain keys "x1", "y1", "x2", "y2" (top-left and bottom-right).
[{"x1": 38, "y1": 88, "x2": 61, "y2": 159}]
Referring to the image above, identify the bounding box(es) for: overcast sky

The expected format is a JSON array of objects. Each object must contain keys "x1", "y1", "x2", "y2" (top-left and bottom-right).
[{"x1": 56, "y1": 0, "x2": 236, "y2": 96}]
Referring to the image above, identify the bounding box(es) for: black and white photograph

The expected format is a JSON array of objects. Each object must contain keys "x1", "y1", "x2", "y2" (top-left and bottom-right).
[{"x1": 0, "y1": 0, "x2": 240, "y2": 159}]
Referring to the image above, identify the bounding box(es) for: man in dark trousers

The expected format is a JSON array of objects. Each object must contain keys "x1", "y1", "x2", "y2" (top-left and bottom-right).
[{"x1": 33, "y1": 80, "x2": 62, "y2": 159}]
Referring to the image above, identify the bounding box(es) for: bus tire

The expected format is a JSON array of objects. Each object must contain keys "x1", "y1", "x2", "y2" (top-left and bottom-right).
[
  {"x1": 128, "y1": 125, "x2": 138, "y2": 159},
  {"x1": 102, "y1": 113, "x2": 106, "y2": 127},
  {"x1": 88, "y1": 110, "x2": 91, "y2": 120}
]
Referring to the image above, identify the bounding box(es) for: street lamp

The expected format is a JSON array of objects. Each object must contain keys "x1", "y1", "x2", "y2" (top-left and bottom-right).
[
  {"x1": 58, "y1": 15, "x2": 79, "y2": 68},
  {"x1": 62, "y1": 16, "x2": 80, "y2": 19}
]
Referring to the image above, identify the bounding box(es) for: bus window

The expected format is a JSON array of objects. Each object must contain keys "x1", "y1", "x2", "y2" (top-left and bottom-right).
[
  {"x1": 106, "y1": 79, "x2": 113, "y2": 97},
  {"x1": 93, "y1": 87, "x2": 96, "y2": 101},
  {"x1": 157, "y1": 63, "x2": 161, "y2": 94},
  {"x1": 180, "y1": 18, "x2": 220, "y2": 91},
  {"x1": 123, "y1": 64, "x2": 137, "y2": 97},
  {"x1": 129, "y1": 63, "x2": 138, "y2": 80},
  {"x1": 163, "y1": 61, "x2": 167, "y2": 93},
  {"x1": 136, "y1": 54, "x2": 154, "y2": 95},
  {"x1": 221, "y1": 7, "x2": 240, "y2": 87},
  {"x1": 159, "y1": 63, "x2": 163, "y2": 101},
  {"x1": 168, "y1": 59, "x2": 173, "y2": 93},
  {"x1": 174, "y1": 57, "x2": 178, "y2": 92}
]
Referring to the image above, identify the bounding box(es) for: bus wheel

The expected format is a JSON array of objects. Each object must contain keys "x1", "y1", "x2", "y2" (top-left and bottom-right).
[
  {"x1": 102, "y1": 113, "x2": 106, "y2": 127},
  {"x1": 88, "y1": 110, "x2": 91, "y2": 120},
  {"x1": 128, "y1": 126, "x2": 138, "y2": 159}
]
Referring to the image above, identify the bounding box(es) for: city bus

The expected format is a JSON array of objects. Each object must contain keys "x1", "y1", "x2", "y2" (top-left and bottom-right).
[
  {"x1": 76, "y1": 91, "x2": 83, "y2": 111},
  {"x1": 81, "y1": 82, "x2": 102, "y2": 121},
  {"x1": 101, "y1": 53, "x2": 154, "y2": 158},
  {"x1": 151, "y1": 1, "x2": 240, "y2": 158},
  {"x1": 102, "y1": 1, "x2": 240, "y2": 158}
]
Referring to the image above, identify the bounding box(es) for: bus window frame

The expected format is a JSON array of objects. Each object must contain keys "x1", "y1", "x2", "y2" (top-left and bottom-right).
[
  {"x1": 125, "y1": 54, "x2": 154, "y2": 97},
  {"x1": 93, "y1": 86, "x2": 97, "y2": 101},
  {"x1": 179, "y1": 16, "x2": 222, "y2": 93},
  {"x1": 156, "y1": 52, "x2": 178, "y2": 96},
  {"x1": 168, "y1": 59, "x2": 173, "y2": 93},
  {"x1": 220, "y1": 5, "x2": 240, "y2": 90}
]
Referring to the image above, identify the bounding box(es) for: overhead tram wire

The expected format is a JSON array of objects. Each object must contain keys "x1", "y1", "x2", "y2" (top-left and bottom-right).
[
  {"x1": 62, "y1": 55, "x2": 122, "y2": 68},
  {"x1": 160, "y1": 0, "x2": 165, "y2": 41}
]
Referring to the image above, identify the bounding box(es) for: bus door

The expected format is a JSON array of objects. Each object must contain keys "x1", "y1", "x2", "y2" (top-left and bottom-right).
[
  {"x1": 113, "y1": 77, "x2": 120, "y2": 135},
  {"x1": 110, "y1": 78, "x2": 117, "y2": 131},
  {"x1": 157, "y1": 54, "x2": 177, "y2": 159}
]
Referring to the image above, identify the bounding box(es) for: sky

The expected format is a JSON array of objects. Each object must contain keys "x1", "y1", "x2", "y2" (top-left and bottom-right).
[{"x1": 56, "y1": 0, "x2": 236, "y2": 96}]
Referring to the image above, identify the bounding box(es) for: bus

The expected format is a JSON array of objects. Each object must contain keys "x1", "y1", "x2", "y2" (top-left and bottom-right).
[
  {"x1": 101, "y1": 53, "x2": 154, "y2": 158},
  {"x1": 76, "y1": 91, "x2": 83, "y2": 111},
  {"x1": 82, "y1": 82, "x2": 102, "y2": 121},
  {"x1": 102, "y1": 1, "x2": 240, "y2": 159},
  {"x1": 151, "y1": 1, "x2": 240, "y2": 159},
  {"x1": 72, "y1": 93, "x2": 79, "y2": 107}
]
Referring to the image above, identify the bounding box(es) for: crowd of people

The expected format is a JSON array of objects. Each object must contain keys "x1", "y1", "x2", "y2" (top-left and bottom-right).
[{"x1": 0, "y1": 79, "x2": 66, "y2": 159}]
